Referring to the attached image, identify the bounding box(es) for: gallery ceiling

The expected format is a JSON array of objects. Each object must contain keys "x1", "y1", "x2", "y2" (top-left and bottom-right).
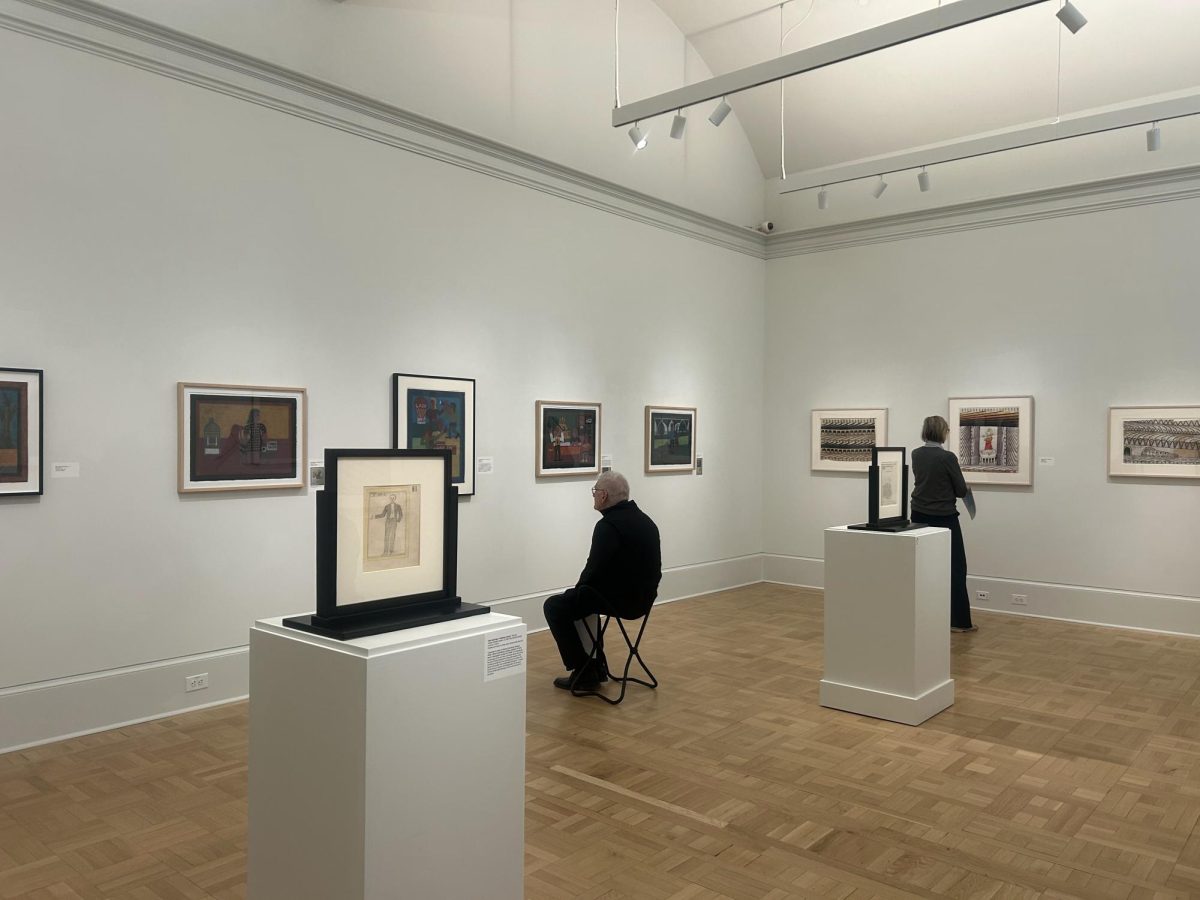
[{"x1": 646, "y1": 0, "x2": 1200, "y2": 181}]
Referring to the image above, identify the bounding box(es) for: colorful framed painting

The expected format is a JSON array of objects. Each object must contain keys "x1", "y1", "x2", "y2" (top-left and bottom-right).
[
  {"x1": 1109, "y1": 406, "x2": 1200, "y2": 479},
  {"x1": 0, "y1": 367, "x2": 43, "y2": 497},
  {"x1": 645, "y1": 405, "x2": 696, "y2": 474},
  {"x1": 810, "y1": 408, "x2": 888, "y2": 472},
  {"x1": 392, "y1": 373, "x2": 476, "y2": 497},
  {"x1": 536, "y1": 401, "x2": 601, "y2": 478},
  {"x1": 177, "y1": 383, "x2": 307, "y2": 493},
  {"x1": 949, "y1": 396, "x2": 1034, "y2": 486}
]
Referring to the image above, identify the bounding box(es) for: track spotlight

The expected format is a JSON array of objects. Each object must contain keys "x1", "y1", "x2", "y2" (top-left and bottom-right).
[
  {"x1": 871, "y1": 176, "x2": 888, "y2": 199},
  {"x1": 708, "y1": 97, "x2": 732, "y2": 127},
  {"x1": 1146, "y1": 122, "x2": 1161, "y2": 152},
  {"x1": 670, "y1": 112, "x2": 687, "y2": 140},
  {"x1": 628, "y1": 122, "x2": 648, "y2": 150},
  {"x1": 1056, "y1": 1, "x2": 1086, "y2": 34},
  {"x1": 917, "y1": 167, "x2": 931, "y2": 192},
  {"x1": 817, "y1": 187, "x2": 829, "y2": 210}
]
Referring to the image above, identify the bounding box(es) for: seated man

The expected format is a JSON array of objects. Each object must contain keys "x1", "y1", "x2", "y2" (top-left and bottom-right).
[{"x1": 543, "y1": 471, "x2": 662, "y2": 691}]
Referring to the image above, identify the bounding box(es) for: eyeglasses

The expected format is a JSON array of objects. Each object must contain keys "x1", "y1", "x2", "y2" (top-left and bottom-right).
[{"x1": 591, "y1": 488, "x2": 606, "y2": 496}]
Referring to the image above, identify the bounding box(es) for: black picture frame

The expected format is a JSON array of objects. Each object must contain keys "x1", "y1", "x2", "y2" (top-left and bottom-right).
[
  {"x1": 391, "y1": 373, "x2": 476, "y2": 497},
  {"x1": 284, "y1": 448, "x2": 487, "y2": 640},
  {"x1": 867, "y1": 446, "x2": 909, "y2": 527},
  {"x1": 0, "y1": 366, "x2": 44, "y2": 498}
]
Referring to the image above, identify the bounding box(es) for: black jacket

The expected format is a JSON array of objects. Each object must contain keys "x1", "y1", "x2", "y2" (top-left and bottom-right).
[
  {"x1": 911, "y1": 445, "x2": 969, "y2": 517},
  {"x1": 577, "y1": 500, "x2": 662, "y2": 618}
]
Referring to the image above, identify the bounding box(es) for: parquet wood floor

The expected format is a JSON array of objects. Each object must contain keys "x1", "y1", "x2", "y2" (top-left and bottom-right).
[{"x1": 5, "y1": 584, "x2": 1200, "y2": 898}]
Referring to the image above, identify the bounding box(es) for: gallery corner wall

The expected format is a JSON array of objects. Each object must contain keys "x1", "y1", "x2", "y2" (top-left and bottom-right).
[
  {"x1": 0, "y1": 19, "x2": 766, "y2": 751},
  {"x1": 763, "y1": 192, "x2": 1200, "y2": 633}
]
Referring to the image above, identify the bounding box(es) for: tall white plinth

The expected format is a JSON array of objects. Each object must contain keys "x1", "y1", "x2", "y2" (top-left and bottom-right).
[
  {"x1": 820, "y1": 526, "x2": 954, "y2": 726},
  {"x1": 248, "y1": 613, "x2": 526, "y2": 900}
]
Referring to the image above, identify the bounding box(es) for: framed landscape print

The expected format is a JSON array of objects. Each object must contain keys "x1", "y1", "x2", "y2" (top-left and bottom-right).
[
  {"x1": 0, "y1": 367, "x2": 43, "y2": 497},
  {"x1": 392, "y1": 373, "x2": 476, "y2": 496},
  {"x1": 645, "y1": 405, "x2": 696, "y2": 474},
  {"x1": 1109, "y1": 406, "x2": 1200, "y2": 479},
  {"x1": 810, "y1": 408, "x2": 888, "y2": 472},
  {"x1": 536, "y1": 401, "x2": 600, "y2": 477},
  {"x1": 949, "y1": 396, "x2": 1034, "y2": 486},
  {"x1": 177, "y1": 383, "x2": 307, "y2": 493}
]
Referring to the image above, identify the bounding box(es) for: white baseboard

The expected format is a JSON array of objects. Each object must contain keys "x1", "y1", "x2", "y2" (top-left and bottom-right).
[
  {"x1": 0, "y1": 554, "x2": 763, "y2": 754},
  {"x1": 762, "y1": 553, "x2": 1200, "y2": 637}
]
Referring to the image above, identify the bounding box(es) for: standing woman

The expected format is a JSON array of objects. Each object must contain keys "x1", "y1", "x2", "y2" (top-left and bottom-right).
[{"x1": 911, "y1": 415, "x2": 976, "y2": 633}]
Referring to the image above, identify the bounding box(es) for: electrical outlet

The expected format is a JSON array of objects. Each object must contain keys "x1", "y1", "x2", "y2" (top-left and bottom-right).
[
  {"x1": 976, "y1": 590, "x2": 990, "y2": 602},
  {"x1": 1011, "y1": 594, "x2": 1028, "y2": 606},
  {"x1": 185, "y1": 673, "x2": 209, "y2": 693}
]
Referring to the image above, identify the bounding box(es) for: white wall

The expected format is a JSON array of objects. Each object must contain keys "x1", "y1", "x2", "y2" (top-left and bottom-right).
[
  {"x1": 764, "y1": 196, "x2": 1200, "y2": 627},
  {"x1": 0, "y1": 25, "x2": 765, "y2": 747},
  {"x1": 84, "y1": 0, "x2": 766, "y2": 227}
]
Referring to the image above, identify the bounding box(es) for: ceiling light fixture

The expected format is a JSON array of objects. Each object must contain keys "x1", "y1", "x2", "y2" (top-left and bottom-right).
[
  {"x1": 1146, "y1": 121, "x2": 1161, "y2": 151},
  {"x1": 670, "y1": 111, "x2": 687, "y2": 140},
  {"x1": 817, "y1": 187, "x2": 829, "y2": 210},
  {"x1": 871, "y1": 176, "x2": 888, "y2": 199},
  {"x1": 1056, "y1": 1, "x2": 1087, "y2": 33},
  {"x1": 917, "y1": 167, "x2": 931, "y2": 192},
  {"x1": 628, "y1": 122, "x2": 648, "y2": 150},
  {"x1": 709, "y1": 98, "x2": 732, "y2": 127}
]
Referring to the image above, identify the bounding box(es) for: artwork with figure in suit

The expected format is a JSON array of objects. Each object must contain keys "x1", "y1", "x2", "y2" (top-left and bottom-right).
[{"x1": 363, "y1": 484, "x2": 421, "y2": 572}]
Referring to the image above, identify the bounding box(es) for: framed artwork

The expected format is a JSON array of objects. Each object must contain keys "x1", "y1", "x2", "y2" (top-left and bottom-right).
[
  {"x1": 392, "y1": 373, "x2": 476, "y2": 496},
  {"x1": 645, "y1": 405, "x2": 696, "y2": 474},
  {"x1": 536, "y1": 401, "x2": 601, "y2": 477},
  {"x1": 810, "y1": 408, "x2": 888, "y2": 472},
  {"x1": 1109, "y1": 406, "x2": 1200, "y2": 479},
  {"x1": 948, "y1": 396, "x2": 1034, "y2": 486},
  {"x1": 870, "y1": 446, "x2": 909, "y2": 526},
  {"x1": 177, "y1": 383, "x2": 307, "y2": 493},
  {"x1": 0, "y1": 367, "x2": 43, "y2": 497}
]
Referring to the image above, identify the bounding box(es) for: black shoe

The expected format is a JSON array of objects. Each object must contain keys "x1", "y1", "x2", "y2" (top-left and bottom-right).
[{"x1": 554, "y1": 666, "x2": 602, "y2": 692}]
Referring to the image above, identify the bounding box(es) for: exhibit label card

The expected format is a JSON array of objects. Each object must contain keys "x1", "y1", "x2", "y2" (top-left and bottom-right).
[
  {"x1": 50, "y1": 462, "x2": 80, "y2": 478},
  {"x1": 484, "y1": 627, "x2": 526, "y2": 682}
]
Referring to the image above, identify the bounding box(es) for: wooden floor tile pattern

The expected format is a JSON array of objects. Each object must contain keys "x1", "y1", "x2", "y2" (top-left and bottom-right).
[{"x1": 4, "y1": 584, "x2": 1200, "y2": 898}]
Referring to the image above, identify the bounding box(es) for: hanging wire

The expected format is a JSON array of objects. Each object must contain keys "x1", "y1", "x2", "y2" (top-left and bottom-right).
[
  {"x1": 1054, "y1": 0, "x2": 1063, "y2": 124},
  {"x1": 614, "y1": 0, "x2": 621, "y2": 108},
  {"x1": 779, "y1": 0, "x2": 816, "y2": 181}
]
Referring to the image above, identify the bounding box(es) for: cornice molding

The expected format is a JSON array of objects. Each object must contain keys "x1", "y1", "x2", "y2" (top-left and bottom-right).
[
  {"x1": 0, "y1": 0, "x2": 767, "y2": 258},
  {"x1": 765, "y1": 164, "x2": 1200, "y2": 258}
]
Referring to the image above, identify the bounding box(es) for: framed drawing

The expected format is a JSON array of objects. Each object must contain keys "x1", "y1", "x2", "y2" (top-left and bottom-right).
[
  {"x1": 536, "y1": 401, "x2": 601, "y2": 477},
  {"x1": 849, "y1": 447, "x2": 912, "y2": 532},
  {"x1": 392, "y1": 373, "x2": 476, "y2": 496},
  {"x1": 645, "y1": 405, "x2": 696, "y2": 474},
  {"x1": 177, "y1": 383, "x2": 306, "y2": 493},
  {"x1": 948, "y1": 396, "x2": 1034, "y2": 486},
  {"x1": 811, "y1": 408, "x2": 888, "y2": 472},
  {"x1": 1109, "y1": 406, "x2": 1200, "y2": 479},
  {"x1": 0, "y1": 367, "x2": 43, "y2": 497},
  {"x1": 284, "y1": 448, "x2": 487, "y2": 640}
]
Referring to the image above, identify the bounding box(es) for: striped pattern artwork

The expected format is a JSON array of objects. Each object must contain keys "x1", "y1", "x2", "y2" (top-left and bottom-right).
[{"x1": 819, "y1": 417, "x2": 876, "y2": 462}]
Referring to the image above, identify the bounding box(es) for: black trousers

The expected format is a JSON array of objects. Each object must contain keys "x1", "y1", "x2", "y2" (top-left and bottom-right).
[
  {"x1": 910, "y1": 510, "x2": 973, "y2": 629},
  {"x1": 543, "y1": 585, "x2": 611, "y2": 672}
]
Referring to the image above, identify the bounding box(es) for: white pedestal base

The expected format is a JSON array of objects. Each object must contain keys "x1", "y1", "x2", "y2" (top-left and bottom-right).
[
  {"x1": 821, "y1": 526, "x2": 954, "y2": 726},
  {"x1": 248, "y1": 613, "x2": 526, "y2": 900}
]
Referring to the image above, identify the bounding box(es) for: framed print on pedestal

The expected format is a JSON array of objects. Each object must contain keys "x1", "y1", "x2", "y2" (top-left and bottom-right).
[
  {"x1": 949, "y1": 396, "x2": 1034, "y2": 486},
  {"x1": 392, "y1": 372, "x2": 476, "y2": 496},
  {"x1": 536, "y1": 401, "x2": 601, "y2": 478},
  {"x1": 0, "y1": 367, "x2": 43, "y2": 497},
  {"x1": 1109, "y1": 406, "x2": 1200, "y2": 479},
  {"x1": 177, "y1": 383, "x2": 307, "y2": 493},
  {"x1": 645, "y1": 405, "x2": 696, "y2": 474},
  {"x1": 811, "y1": 408, "x2": 888, "y2": 472}
]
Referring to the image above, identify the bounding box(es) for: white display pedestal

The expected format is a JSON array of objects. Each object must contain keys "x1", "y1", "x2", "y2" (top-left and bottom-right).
[
  {"x1": 248, "y1": 613, "x2": 526, "y2": 900},
  {"x1": 820, "y1": 526, "x2": 954, "y2": 726}
]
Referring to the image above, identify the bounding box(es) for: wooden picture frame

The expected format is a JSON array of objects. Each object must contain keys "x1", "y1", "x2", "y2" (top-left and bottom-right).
[
  {"x1": 536, "y1": 401, "x2": 601, "y2": 478},
  {"x1": 948, "y1": 396, "x2": 1034, "y2": 486},
  {"x1": 1108, "y1": 405, "x2": 1200, "y2": 479},
  {"x1": 0, "y1": 367, "x2": 43, "y2": 497},
  {"x1": 177, "y1": 382, "x2": 307, "y2": 493},
  {"x1": 811, "y1": 408, "x2": 888, "y2": 473},
  {"x1": 645, "y1": 405, "x2": 696, "y2": 474},
  {"x1": 391, "y1": 372, "x2": 476, "y2": 497}
]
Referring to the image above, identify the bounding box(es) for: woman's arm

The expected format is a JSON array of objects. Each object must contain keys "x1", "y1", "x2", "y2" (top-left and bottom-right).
[{"x1": 946, "y1": 452, "x2": 969, "y2": 498}]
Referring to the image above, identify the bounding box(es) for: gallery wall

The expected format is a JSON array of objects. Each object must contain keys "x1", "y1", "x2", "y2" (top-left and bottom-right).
[
  {"x1": 764, "y1": 195, "x2": 1200, "y2": 629},
  {"x1": 0, "y1": 25, "x2": 765, "y2": 748}
]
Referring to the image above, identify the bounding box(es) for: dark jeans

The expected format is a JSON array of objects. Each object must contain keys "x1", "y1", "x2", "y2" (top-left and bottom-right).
[
  {"x1": 543, "y1": 585, "x2": 611, "y2": 672},
  {"x1": 911, "y1": 510, "x2": 973, "y2": 629}
]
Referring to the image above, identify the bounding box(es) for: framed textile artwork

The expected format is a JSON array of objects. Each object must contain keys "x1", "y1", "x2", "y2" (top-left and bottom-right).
[
  {"x1": 948, "y1": 396, "x2": 1034, "y2": 486},
  {"x1": 810, "y1": 408, "x2": 888, "y2": 472},
  {"x1": 645, "y1": 405, "x2": 696, "y2": 474},
  {"x1": 0, "y1": 367, "x2": 43, "y2": 497},
  {"x1": 391, "y1": 373, "x2": 476, "y2": 496},
  {"x1": 1108, "y1": 406, "x2": 1200, "y2": 479},
  {"x1": 177, "y1": 383, "x2": 307, "y2": 493},
  {"x1": 536, "y1": 401, "x2": 601, "y2": 477}
]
